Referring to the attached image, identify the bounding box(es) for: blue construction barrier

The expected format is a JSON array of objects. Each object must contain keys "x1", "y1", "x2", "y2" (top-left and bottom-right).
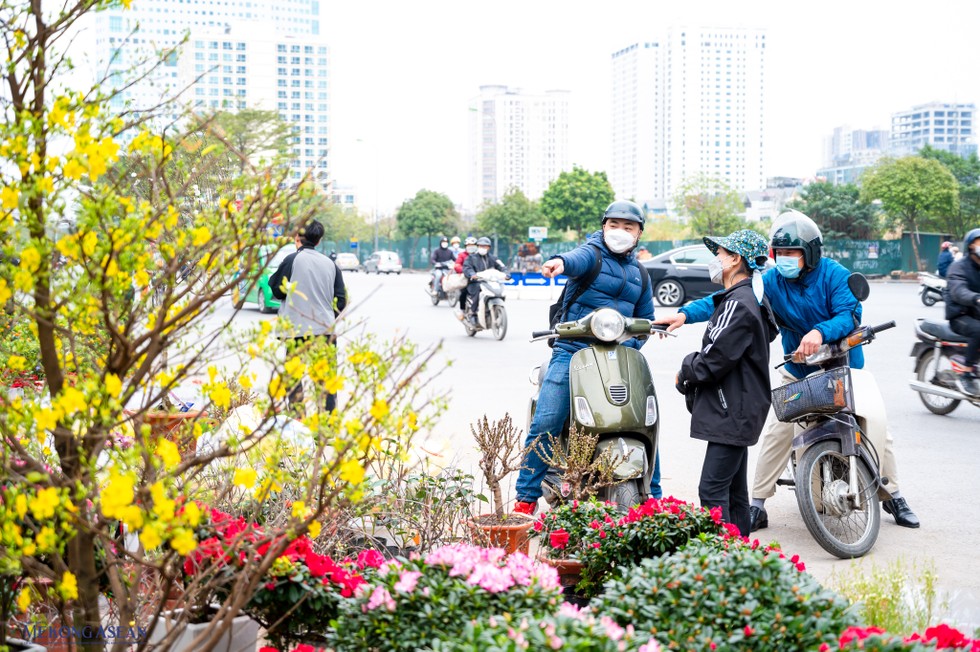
[{"x1": 505, "y1": 273, "x2": 569, "y2": 286}]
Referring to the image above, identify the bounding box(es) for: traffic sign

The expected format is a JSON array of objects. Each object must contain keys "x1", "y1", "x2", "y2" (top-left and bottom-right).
[{"x1": 529, "y1": 226, "x2": 548, "y2": 240}]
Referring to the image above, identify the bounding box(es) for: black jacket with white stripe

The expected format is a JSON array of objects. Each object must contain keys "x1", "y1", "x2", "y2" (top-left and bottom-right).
[{"x1": 677, "y1": 278, "x2": 778, "y2": 447}]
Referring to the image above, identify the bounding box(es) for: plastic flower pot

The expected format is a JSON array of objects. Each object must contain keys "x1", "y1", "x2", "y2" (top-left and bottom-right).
[
  {"x1": 147, "y1": 608, "x2": 260, "y2": 652},
  {"x1": 3, "y1": 639, "x2": 46, "y2": 652}
]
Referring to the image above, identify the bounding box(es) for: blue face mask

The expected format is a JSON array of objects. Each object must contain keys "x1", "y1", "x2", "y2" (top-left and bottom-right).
[{"x1": 775, "y1": 255, "x2": 802, "y2": 279}]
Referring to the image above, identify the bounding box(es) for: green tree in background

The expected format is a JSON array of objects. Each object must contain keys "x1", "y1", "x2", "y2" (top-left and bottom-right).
[
  {"x1": 672, "y1": 173, "x2": 746, "y2": 235},
  {"x1": 396, "y1": 189, "x2": 460, "y2": 239},
  {"x1": 786, "y1": 181, "x2": 881, "y2": 239},
  {"x1": 540, "y1": 166, "x2": 614, "y2": 235},
  {"x1": 919, "y1": 144, "x2": 980, "y2": 238},
  {"x1": 860, "y1": 156, "x2": 959, "y2": 270},
  {"x1": 475, "y1": 187, "x2": 545, "y2": 244},
  {"x1": 195, "y1": 108, "x2": 295, "y2": 175}
]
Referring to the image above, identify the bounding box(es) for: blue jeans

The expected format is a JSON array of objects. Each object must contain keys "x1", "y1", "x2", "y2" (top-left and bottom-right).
[{"x1": 515, "y1": 347, "x2": 663, "y2": 502}]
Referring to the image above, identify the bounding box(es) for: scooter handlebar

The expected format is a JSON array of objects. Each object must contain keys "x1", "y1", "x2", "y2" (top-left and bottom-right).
[
  {"x1": 871, "y1": 320, "x2": 896, "y2": 334},
  {"x1": 531, "y1": 330, "x2": 556, "y2": 339}
]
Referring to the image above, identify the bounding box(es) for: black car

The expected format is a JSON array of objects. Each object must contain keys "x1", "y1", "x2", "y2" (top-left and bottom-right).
[{"x1": 640, "y1": 245, "x2": 723, "y2": 307}]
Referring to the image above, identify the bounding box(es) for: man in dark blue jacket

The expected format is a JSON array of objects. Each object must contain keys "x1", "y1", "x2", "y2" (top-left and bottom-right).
[
  {"x1": 945, "y1": 228, "x2": 980, "y2": 396},
  {"x1": 655, "y1": 210, "x2": 919, "y2": 531},
  {"x1": 937, "y1": 241, "x2": 955, "y2": 278},
  {"x1": 513, "y1": 201, "x2": 655, "y2": 515}
]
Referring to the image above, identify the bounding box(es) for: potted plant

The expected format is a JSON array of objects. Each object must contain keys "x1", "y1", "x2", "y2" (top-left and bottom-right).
[
  {"x1": 530, "y1": 497, "x2": 621, "y2": 599},
  {"x1": 468, "y1": 414, "x2": 533, "y2": 554}
]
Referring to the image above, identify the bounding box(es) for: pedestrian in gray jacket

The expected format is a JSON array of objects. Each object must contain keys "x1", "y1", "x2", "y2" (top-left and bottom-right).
[{"x1": 269, "y1": 219, "x2": 347, "y2": 412}]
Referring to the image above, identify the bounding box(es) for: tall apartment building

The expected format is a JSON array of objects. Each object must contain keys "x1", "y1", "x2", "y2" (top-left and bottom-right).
[
  {"x1": 468, "y1": 85, "x2": 571, "y2": 211},
  {"x1": 90, "y1": 0, "x2": 329, "y2": 189},
  {"x1": 817, "y1": 125, "x2": 889, "y2": 185},
  {"x1": 890, "y1": 102, "x2": 976, "y2": 158},
  {"x1": 610, "y1": 27, "x2": 767, "y2": 208}
]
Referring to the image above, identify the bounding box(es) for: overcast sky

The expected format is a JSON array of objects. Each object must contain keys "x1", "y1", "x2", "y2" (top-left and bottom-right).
[{"x1": 321, "y1": 0, "x2": 980, "y2": 214}]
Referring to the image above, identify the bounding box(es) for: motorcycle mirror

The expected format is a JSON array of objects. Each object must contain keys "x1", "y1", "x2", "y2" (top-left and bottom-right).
[{"x1": 848, "y1": 273, "x2": 870, "y2": 302}]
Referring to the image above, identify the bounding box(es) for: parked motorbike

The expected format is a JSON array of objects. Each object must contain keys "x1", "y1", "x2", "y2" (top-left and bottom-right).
[
  {"x1": 528, "y1": 309, "x2": 669, "y2": 510},
  {"x1": 426, "y1": 262, "x2": 452, "y2": 305},
  {"x1": 462, "y1": 269, "x2": 509, "y2": 340},
  {"x1": 909, "y1": 318, "x2": 980, "y2": 414},
  {"x1": 918, "y1": 272, "x2": 946, "y2": 307},
  {"x1": 772, "y1": 273, "x2": 894, "y2": 559}
]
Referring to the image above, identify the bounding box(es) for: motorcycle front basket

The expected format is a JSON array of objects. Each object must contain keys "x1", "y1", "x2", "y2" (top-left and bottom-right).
[{"x1": 771, "y1": 366, "x2": 854, "y2": 423}]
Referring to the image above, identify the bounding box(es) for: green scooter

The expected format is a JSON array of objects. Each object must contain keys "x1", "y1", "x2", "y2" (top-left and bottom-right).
[{"x1": 529, "y1": 308, "x2": 669, "y2": 508}]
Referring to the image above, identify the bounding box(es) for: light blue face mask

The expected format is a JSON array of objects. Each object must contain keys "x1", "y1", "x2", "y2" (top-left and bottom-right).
[{"x1": 775, "y1": 255, "x2": 802, "y2": 279}]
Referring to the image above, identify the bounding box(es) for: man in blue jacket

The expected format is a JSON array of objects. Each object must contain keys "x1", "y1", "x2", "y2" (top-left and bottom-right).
[
  {"x1": 513, "y1": 200, "x2": 655, "y2": 515},
  {"x1": 655, "y1": 210, "x2": 919, "y2": 531}
]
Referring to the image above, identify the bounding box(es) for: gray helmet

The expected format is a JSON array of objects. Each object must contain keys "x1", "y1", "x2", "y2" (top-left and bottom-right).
[
  {"x1": 770, "y1": 209, "x2": 823, "y2": 270},
  {"x1": 476, "y1": 237, "x2": 492, "y2": 247},
  {"x1": 602, "y1": 200, "x2": 645, "y2": 230},
  {"x1": 963, "y1": 228, "x2": 980, "y2": 253}
]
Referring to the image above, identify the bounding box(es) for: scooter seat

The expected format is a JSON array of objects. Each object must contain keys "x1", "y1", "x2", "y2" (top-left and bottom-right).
[{"x1": 919, "y1": 319, "x2": 971, "y2": 343}]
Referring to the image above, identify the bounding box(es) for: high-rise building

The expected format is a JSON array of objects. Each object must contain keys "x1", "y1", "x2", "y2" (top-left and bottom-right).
[
  {"x1": 890, "y1": 102, "x2": 976, "y2": 158},
  {"x1": 468, "y1": 85, "x2": 571, "y2": 211},
  {"x1": 610, "y1": 27, "x2": 767, "y2": 208},
  {"x1": 90, "y1": 0, "x2": 329, "y2": 189},
  {"x1": 817, "y1": 125, "x2": 889, "y2": 185}
]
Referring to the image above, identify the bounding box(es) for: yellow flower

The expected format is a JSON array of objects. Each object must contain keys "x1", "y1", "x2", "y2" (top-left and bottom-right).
[
  {"x1": 36, "y1": 176, "x2": 54, "y2": 195},
  {"x1": 101, "y1": 473, "x2": 135, "y2": 518},
  {"x1": 7, "y1": 355, "x2": 26, "y2": 372},
  {"x1": 182, "y1": 501, "x2": 202, "y2": 526},
  {"x1": 291, "y1": 500, "x2": 307, "y2": 519},
  {"x1": 150, "y1": 482, "x2": 175, "y2": 520},
  {"x1": 233, "y1": 468, "x2": 257, "y2": 489},
  {"x1": 105, "y1": 373, "x2": 122, "y2": 398},
  {"x1": 15, "y1": 495, "x2": 27, "y2": 519},
  {"x1": 56, "y1": 386, "x2": 87, "y2": 416},
  {"x1": 324, "y1": 374, "x2": 344, "y2": 394},
  {"x1": 140, "y1": 523, "x2": 163, "y2": 550},
  {"x1": 16, "y1": 587, "x2": 31, "y2": 613},
  {"x1": 308, "y1": 520, "x2": 322, "y2": 539},
  {"x1": 170, "y1": 528, "x2": 197, "y2": 555},
  {"x1": 156, "y1": 438, "x2": 181, "y2": 470},
  {"x1": 35, "y1": 407, "x2": 59, "y2": 432},
  {"x1": 370, "y1": 399, "x2": 389, "y2": 421},
  {"x1": 35, "y1": 526, "x2": 57, "y2": 552},
  {"x1": 284, "y1": 356, "x2": 306, "y2": 379},
  {"x1": 19, "y1": 247, "x2": 40, "y2": 272},
  {"x1": 237, "y1": 374, "x2": 253, "y2": 390},
  {"x1": 339, "y1": 459, "x2": 366, "y2": 485},
  {"x1": 134, "y1": 268, "x2": 149, "y2": 289},
  {"x1": 81, "y1": 231, "x2": 98, "y2": 257},
  {"x1": 29, "y1": 487, "x2": 60, "y2": 520},
  {"x1": 209, "y1": 383, "x2": 231, "y2": 410},
  {"x1": 1, "y1": 186, "x2": 19, "y2": 210},
  {"x1": 63, "y1": 158, "x2": 85, "y2": 181},
  {"x1": 59, "y1": 571, "x2": 78, "y2": 601},
  {"x1": 0, "y1": 279, "x2": 10, "y2": 305},
  {"x1": 191, "y1": 226, "x2": 211, "y2": 247}
]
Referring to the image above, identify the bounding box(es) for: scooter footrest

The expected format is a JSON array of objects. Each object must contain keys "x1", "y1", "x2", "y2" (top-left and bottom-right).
[{"x1": 775, "y1": 478, "x2": 796, "y2": 487}]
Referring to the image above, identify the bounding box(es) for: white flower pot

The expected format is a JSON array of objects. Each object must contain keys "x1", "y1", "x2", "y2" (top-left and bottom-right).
[
  {"x1": 4, "y1": 638, "x2": 46, "y2": 652},
  {"x1": 148, "y1": 609, "x2": 259, "y2": 652}
]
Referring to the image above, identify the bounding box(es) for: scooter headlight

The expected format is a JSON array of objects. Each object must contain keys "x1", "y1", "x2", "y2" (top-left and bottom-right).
[
  {"x1": 645, "y1": 395, "x2": 658, "y2": 426},
  {"x1": 592, "y1": 309, "x2": 626, "y2": 342}
]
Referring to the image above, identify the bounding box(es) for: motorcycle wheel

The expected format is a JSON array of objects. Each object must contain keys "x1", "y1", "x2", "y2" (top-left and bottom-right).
[
  {"x1": 795, "y1": 440, "x2": 880, "y2": 559},
  {"x1": 491, "y1": 305, "x2": 507, "y2": 340},
  {"x1": 915, "y1": 349, "x2": 960, "y2": 415},
  {"x1": 609, "y1": 480, "x2": 642, "y2": 513},
  {"x1": 921, "y1": 290, "x2": 937, "y2": 307},
  {"x1": 430, "y1": 289, "x2": 440, "y2": 306}
]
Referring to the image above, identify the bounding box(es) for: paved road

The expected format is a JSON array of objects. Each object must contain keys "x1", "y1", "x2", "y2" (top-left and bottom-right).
[{"x1": 222, "y1": 270, "x2": 980, "y2": 625}]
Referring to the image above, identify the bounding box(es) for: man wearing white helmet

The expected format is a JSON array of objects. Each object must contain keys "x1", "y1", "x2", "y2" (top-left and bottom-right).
[{"x1": 656, "y1": 210, "x2": 919, "y2": 531}]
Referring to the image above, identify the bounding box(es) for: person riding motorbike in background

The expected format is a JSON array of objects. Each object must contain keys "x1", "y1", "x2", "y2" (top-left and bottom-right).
[
  {"x1": 462, "y1": 237, "x2": 507, "y2": 326},
  {"x1": 449, "y1": 236, "x2": 462, "y2": 258},
  {"x1": 430, "y1": 236, "x2": 456, "y2": 295},
  {"x1": 945, "y1": 228, "x2": 980, "y2": 397},
  {"x1": 937, "y1": 241, "x2": 955, "y2": 278},
  {"x1": 453, "y1": 237, "x2": 478, "y2": 316},
  {"x1": 513, "y1": 200, "x2": 656, "y2": 515},
  {"x1": 655, "y1": 210, "x2": 920, "y2": 531}
]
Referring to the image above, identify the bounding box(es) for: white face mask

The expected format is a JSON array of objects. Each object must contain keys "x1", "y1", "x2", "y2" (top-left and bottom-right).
[
  {"x1": 440, "y1": 242, "x2": 448, "y2": 249},
  {"x1": 477, "y1": 247, "x2": 490, "y2": 256},
  {"x1": 466, "y1": 245, "x2": 477, "y2": 254},
  {"x1": 604, "y1": 228, "x2": 637, "y2": 254},
  {"x1": 973, "y1": 244, "x2": 980, "y2": 256}
]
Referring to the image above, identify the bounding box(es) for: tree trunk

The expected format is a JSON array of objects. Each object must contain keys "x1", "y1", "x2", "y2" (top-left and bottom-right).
[
  {"x1": 70, "y1": 527, "x2": 104, "y2": 650},
  {"x1": 909, "y1": 219, "x2": 923, "y2": 271},
  {"x1": 490, "y1": 480, "x2": 504, "y2": 519}
]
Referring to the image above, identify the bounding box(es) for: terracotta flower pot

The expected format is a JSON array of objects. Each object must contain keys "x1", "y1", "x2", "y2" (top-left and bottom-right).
[
  {"x1": 537, "y1": 554, "x2": 589, "y2": 605},
  {"x1": 467, "y1": 515, "x2": 534, "y2": 555},
  {"x1": 125, "y1": 409, "x2": 208, "y2": 458}
]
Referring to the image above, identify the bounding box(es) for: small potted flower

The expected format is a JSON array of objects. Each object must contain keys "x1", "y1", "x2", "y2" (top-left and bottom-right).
[{"x1": 530, "y1": 497, "x2": 621, "y2": 597}]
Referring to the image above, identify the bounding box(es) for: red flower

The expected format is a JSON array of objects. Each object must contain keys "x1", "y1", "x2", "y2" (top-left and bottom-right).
[
  {"x1": 305, "y1": 551, "x2": 337, "y2": 579},
  {"x1": 839, "y1": 626, "x2": 886, "y2": 646},
  {"x1": 533, "y1": 520, "x2": 543, "y2": 532},
  {"x1": 259, "y1": 647, "x2": 279, "y2": 652},
  {"x1": 294, "y1": 646, "x2": 317, "y2": 652},
  {"x1": 907, "y1": 623, "x2": 971, "y2": 648},
  {"x1": 549, "y1": 529, "x2": 570, "y2": 550},
  {"x1": 743, "y1": 625, "x2": 753, "y2": 637}
]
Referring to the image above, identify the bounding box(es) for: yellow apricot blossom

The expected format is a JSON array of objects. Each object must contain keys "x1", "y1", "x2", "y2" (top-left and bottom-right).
[
  {"x1": 370, "y1": 399, "x2": 389, "y2": 421},
  {"x1": 339, "y1": 459, "x2": 366, "y2": 485},
  {"x1": 170, "y1": 528, "x2": 197, "y2": 555},
  {"x1": 1, "y1": 186, "x2": 19, "y2": 210},
  {"x1": 233, "y1": 468, "x2": 257, "y2": 489},
  {"x1": 284, "y1": 357, "x2": 306, "y2": 379},
  {"x1": 308, "y1": 520, "x2": 322, "y2": 539},
  {"x1": 29, "y1": 488, "x2": 60, "y2": 520},
  {"x1": 156, "y1": 438, "x2": 181, "y2": 470},
  {"x1": 291, "y1": 500, "x2": 307, "y2": 519},
  {"x1": 209, "y1": 382, "x2": 231, "y2": 410},
  {"x1": 59, "y1": 572, "x2": 78, "y2": 601},
  {"x1": 140, "y1": 523, "x2": 163, "y2": 550},
  {"x1": 19, "y1": 247, "x2": 39, "y2": 272},
  {"x1": 7, "y1": 356, "x2": 26, "y2": 372},
  {"x1": 63, "y1": 158, "x2": 85, "y2": 181},
  {"x1": 16, "y1": 587, "x2": 31, "y2": 613},
  {"x1": 105, "y1": 373, "x2": 122, "y2": 398},
  {"x1": 182, "y1": 501, "x2": 202, "y2": 527},
  {"x1": 56, "y1": 387, "x2": 87, "y2": 416},
  {"x1": 101, "y1": 473, "x2": 136, "y2": 519}
]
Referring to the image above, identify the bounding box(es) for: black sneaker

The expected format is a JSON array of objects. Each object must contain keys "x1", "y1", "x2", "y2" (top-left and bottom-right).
[
  {"x1": 882, "y1": 497, "x2": 920, "y2": 528},
  {"x1": 956, "y1": 374, "x2": 980, "y2": 398},
  {"x1": 749, "y1": 505, "x2": 768, "y2": 532}
]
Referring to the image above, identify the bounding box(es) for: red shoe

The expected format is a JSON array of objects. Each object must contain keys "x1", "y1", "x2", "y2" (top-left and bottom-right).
[{"x1": 513, "y1": 500, "x2": 537, "y2": 516}]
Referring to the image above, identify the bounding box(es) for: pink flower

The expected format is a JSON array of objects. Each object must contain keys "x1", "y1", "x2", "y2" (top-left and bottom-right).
[
  {"x1": 743, "y1": 625, "x2": 753, "y2": 637},
  {"x1": 357, "y1": 549, "x2": 385, "y2": 569},
  {"x1": 364, "y1": 585, "x2": 395, "y2": 612},
  {"x1": 393, "y1": 570, "x2": 422, "y2": 594},
  {"x1": 637, "y1": 641, "x2": 661, "y2": 652},
  {"x1": 600, "y1": 616, "x2": 625, "y2": 641}
]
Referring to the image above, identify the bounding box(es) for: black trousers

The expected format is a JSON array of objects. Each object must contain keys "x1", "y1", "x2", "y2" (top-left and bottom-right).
[
  {"x1": 699, "y1": 442, "x2": 750, "y2": 537},
  {"x1": 951, "y1": 315, "x2": 980, "y2": 368},
  {"x1": 465, "y1": 283, "x2": 481, "y2": 316},
  {"x1": 285, "y1": 334, "x2": 338, "y2": 413}
]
